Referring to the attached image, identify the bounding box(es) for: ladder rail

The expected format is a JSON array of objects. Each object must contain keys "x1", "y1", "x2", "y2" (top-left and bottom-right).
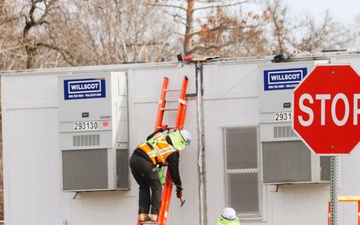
[
  {"x1": 175, "y1": 76, "x2": 188, "y2": 130},
  {"x1": 157, "y1": 170, "x2": 173, "y2": 225},
  {"x1": 155, "y1": 77, "x2": 169, "y2": 131}
]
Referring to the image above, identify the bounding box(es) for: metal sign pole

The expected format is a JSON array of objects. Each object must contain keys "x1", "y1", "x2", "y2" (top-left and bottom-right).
[{"x1": 330, "y1": 156, "x2": 339, "y2": 225}]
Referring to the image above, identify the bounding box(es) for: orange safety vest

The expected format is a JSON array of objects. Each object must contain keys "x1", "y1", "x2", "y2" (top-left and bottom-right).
[{"x1": 137, "y1": 132, "x2": 177, "y2": 165}]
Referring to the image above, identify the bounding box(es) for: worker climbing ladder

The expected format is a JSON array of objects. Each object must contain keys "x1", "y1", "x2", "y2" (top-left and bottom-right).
[{"x1": 137, "y1": 76, "x2": 189, "y2": 225}]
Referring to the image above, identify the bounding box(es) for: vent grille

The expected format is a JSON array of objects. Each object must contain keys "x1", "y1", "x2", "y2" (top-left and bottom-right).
[
  {"x1": 62, "y1": 149, "x2": 108, "y2": 190},
  {"x1": 73, "y1": 134, "x2": 100, "y2": 146},
  {"x1": 273, "y1": 126, "x2": 297, "y2": 138}
]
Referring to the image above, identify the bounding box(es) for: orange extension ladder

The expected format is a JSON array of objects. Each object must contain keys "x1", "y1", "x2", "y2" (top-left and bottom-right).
[{"x1": 137, "y1": 76, "x2": 189, "y2": 225}]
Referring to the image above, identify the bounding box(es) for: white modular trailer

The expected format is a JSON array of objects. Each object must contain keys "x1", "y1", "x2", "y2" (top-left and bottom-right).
[{"x1": 2, "y1": 53, "x2": 360, "y2": 225}]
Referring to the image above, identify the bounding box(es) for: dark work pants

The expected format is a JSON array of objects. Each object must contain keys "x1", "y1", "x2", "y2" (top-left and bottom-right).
[{"x1": 130, "y1": 154, "x2": 162, "y2": 215}]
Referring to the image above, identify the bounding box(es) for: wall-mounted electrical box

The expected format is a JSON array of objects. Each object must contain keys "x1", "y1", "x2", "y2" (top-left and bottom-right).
[{"x1": 59, "y1": 72, "x2": 129, "y2": 191}]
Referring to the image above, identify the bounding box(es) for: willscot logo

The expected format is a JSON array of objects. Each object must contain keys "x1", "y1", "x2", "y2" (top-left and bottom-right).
[
  {"x1": 264, "y1": 68, "x2": 307, "y2": 91},
  {"x1": 64, "y1": 78, "x2": 106, "y2": 100}
]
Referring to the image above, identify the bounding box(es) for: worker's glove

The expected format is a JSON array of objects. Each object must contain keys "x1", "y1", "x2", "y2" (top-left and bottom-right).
[
  {"x1": 160, "y1": 124, "x2": 168, "y2": 131},
  {"x1": 176, "y1": 188, "x2": 183, "y2": 199}
]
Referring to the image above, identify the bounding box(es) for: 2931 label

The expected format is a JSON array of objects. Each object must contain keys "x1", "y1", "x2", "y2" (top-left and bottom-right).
[{"x1": 274, "y1": 112, "x2": 292, "y2": 122}]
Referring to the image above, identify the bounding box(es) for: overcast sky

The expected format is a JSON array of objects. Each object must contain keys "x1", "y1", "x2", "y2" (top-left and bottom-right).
[{"x1": 285, "y1": 0, "x2": 360, "y2": 25}]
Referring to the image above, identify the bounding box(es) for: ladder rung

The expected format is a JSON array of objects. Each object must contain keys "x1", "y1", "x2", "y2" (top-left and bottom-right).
[
  {"x1": 161, "y1": 108, "x2": 178, "y2": 111},
  {"x1": 155, "y1": 126, "x2": 175, "y2": 130},
  {"x1": 165, "y1": 89, "x2": 181, "y2": 92},
  {"x1": 164, "y1": 126, "x2": 176, "y2": 130},
  {"x1": 140, "y1": 221, "x2": 157, "y2": 224}
]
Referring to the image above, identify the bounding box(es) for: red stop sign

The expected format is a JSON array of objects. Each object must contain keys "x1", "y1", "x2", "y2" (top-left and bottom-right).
[{"x1": 293, "y1": 65, "x2": 360, "y2": 155}]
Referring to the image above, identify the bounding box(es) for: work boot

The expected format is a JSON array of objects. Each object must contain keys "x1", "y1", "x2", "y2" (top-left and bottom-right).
[
  {"x1": 139, "y1": 213, "x2": 150, "y2": 222},
  {"x1": 150, "y1": 214, "x2": 158, "y2": 222}
]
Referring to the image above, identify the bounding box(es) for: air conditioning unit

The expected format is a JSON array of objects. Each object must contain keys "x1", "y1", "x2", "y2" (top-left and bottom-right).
[
  {"x1": 260, "y1": 123, "x2": 330, "y2": 184},
  {"x1": 59, "y1": 72, "x2": 129, "y2": 191},
  {"x1": 258, "y1": 62, "x2": 330, "y2": 184}
]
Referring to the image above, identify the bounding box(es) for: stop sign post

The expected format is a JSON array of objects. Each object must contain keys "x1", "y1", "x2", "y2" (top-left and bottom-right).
[{"x1": 293, "y1": 64, "x2": 360, "y2": 155}]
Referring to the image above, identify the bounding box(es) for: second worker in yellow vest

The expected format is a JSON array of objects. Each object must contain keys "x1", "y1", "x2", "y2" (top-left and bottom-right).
[{"x1": 129, "y1": 127, "x2": 191, "y2": 222}]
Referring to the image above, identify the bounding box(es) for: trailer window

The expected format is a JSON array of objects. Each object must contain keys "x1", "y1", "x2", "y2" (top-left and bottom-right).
[{"x1": 224, "y1": 127, "x2": 260, "y2": 218}]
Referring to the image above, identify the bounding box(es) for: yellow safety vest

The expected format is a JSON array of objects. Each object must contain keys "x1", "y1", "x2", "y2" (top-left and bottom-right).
[{"x1": 137, "y1": 132, "x2": 177, "y2": 165}]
